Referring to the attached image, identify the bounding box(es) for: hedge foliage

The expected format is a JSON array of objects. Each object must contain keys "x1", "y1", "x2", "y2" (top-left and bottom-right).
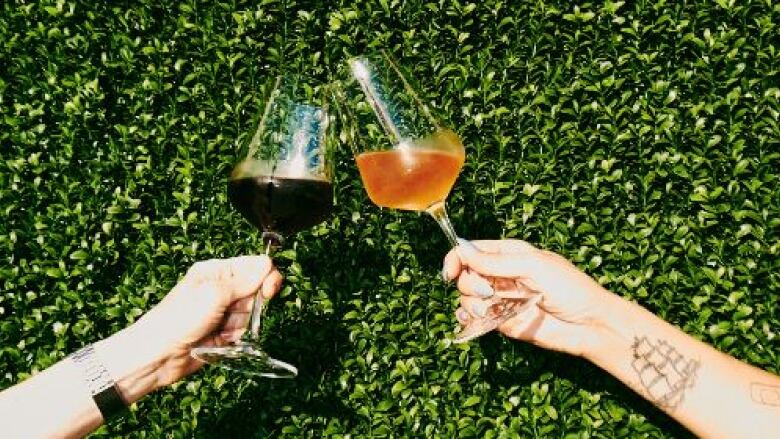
[{"x1": 1, "y1": 0, "x2": 779, "y2": 437}]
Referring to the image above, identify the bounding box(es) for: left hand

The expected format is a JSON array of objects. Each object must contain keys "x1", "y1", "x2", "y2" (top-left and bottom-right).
[{"x1": 442, "y1": 240, "x2": 616, "y2": 357}]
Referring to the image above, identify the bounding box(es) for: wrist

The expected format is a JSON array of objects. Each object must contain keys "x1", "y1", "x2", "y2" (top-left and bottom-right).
[
  {"x1": 580, "y1": 291, "x2": 640, "y2": 365},
  {"x1": 92, "y1": 324, "x2": 166, "y2": 404}
]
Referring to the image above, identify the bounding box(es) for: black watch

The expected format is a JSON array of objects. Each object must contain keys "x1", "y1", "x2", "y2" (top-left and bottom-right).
[{"x1": 70, "y1": 344, "x2": 128, "y2": 421}]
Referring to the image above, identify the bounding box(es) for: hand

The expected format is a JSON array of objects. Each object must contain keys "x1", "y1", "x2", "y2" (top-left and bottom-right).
[
  {"x1": 443, "y1": 239, "x2": 618, "y2": 357},
  {"x1": 99, "y1": 255, "x2": 283, "y2": 395}
]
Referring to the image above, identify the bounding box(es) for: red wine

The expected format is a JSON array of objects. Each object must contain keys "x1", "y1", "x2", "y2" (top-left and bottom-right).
[{"x1": 228, "y1": 176, "x2": 334, "y2": 237}]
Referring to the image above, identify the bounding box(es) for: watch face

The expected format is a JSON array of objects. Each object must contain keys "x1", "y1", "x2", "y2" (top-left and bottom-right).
[
  {"x1": 71, "y1": 344, "x2": 127, "y2": 418},
  {"x1": 72, "y1": 345, "x2": 112, "y2": 393}
]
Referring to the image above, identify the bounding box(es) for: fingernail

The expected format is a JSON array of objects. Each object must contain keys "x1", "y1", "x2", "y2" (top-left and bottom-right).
[
  {"x1": 456, "y1": 308, "x2": 470, "y2": 322},
  {"x1": 471, "y1": 301, "x2": 488, "y2": 318},
  {"x1": 441, "y1": 266, "x2": 451, "y2": 282},
  {"x1": 475, "y1": 282, "x2": 494, "y2": 298}
]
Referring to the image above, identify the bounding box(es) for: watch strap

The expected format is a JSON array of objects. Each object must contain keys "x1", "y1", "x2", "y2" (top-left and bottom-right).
[{"x1": 70, "y1": 344, "x2": 127, "y2": 421}]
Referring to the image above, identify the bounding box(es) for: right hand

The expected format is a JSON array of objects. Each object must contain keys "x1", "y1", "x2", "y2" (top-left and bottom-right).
[
  {"x1": 113, "y1": 255, "x2": 283, "y2": 389},
  {"x1": 443, "y1": 239, "x2": 619, "y2": 357}
]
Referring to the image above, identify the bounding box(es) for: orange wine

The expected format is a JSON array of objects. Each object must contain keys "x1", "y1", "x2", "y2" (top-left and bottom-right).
[{"x1": 355, "y1": 130, "x2": 465, "y2": 211}]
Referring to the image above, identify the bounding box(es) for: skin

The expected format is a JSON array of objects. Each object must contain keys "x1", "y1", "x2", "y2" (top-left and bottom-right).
[
  {"x1": 3, "y1": 245, "x2": 778, "y2": 438},
  {"x1": 140, "y1": 255, "x2": 283, "y2": 385},
  {"x1": 444, "y1": 239, "x2": 612, "y2": 356},
  {"x1": 0, "y1": 255, "x2": 282, "y2": 439},
  {"x1": 443, "y1": 240, "x2": 780, "y2": 439}
]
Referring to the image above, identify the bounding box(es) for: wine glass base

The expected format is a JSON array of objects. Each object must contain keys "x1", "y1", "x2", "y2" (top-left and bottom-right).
[
  {"x1": 451, "y1": 295, "x2": 542, "y2": 344},
  {"x1": 191, "y1": 342, "x2": 298, "y2": 378},
  {"x1": 452, "y1": 318, "x2": 508, "y2": 344}
]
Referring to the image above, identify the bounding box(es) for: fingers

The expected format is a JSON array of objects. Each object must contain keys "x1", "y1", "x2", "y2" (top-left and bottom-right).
[
  {"x1": 459, "y1": 295, "x2": 506, "y2": 319},
  {"x1": 456, "y1": 294, "x2": 544, "y2": 343},
  {"x1": 459, "y1": 293, "x2": 542, "y2": 321},
  {"x1": 456, "y1": 238, "x2": 540, "y2": 279},
  {"x1": 456, "y1": 274, "x2": 535, "y2": 299},
  {"x1": 457, "y1": 270, "x2": 495, "y2": 298},
  {"x1": 460, "y1": 239, "x2": 537, "y2": 254},
  {"x1": 442, "y1": 249, "x2": 463, "y2": 282},
  {"x1": 455, "y1": 307, "x2": 471, "y2": 325},
  {"x1": 198, "y1": 332, "x2": 236, "y2": 349},
  {"x1": 222, "y1": 255, "x2": 273, "y2": 300},
  {"x1": 493, "y1": 279, "x2": 536, "y2": 300},
  {"x1": 219, "y1": 328, "x2": 246, "y2": 343},
  {"x1": 228, "y1": 295, "x2": 254, "y2": 313},
  {"x1": 187, "y1": 255, "x2": 274, "y2": 301},
  {"x1": 497, "y1": 298, "x2": 544, "y2": 340},
  {"x1": 443, "y1": 239, "x2": 537, "y2": 282},
  {"x1": 217, "y1": 266, "x2": 281, "y2": 340},
  {"x1": 261, "y1": 269, "x2": 283, "y2": 299},
  {"x1": 221, "y1": 311, "x2": 251, "y2": 332}
]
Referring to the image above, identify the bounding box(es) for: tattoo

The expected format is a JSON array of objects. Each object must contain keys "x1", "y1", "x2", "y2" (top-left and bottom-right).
[
  {"x1": 631, "y1": 336, "x2": 700, "y2": 410},
  {"x1": 751, "y1": 383, "x2": 780, "y2": 407}
]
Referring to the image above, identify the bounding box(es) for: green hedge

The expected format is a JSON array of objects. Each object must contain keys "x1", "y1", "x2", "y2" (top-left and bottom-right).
[{"x1": 1, "y1": 0, "x2": 778, "y2": 437}]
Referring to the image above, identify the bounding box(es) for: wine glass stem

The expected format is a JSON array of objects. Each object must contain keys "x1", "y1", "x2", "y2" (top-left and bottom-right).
[
  {"x1": 249, "y1": 292, "x2": 265, "y2": 340},
  {"x1": 247, "y1": 236, "x2": 276, "y2": 340},
  {"x1": 427, "y1": 201, "x2": 459, "y2": 247}
]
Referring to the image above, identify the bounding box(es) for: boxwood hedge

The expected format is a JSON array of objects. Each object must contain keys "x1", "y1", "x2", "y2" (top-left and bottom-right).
[{"x1": 1, "y1": 0, "x2": 778, "y2": 437}]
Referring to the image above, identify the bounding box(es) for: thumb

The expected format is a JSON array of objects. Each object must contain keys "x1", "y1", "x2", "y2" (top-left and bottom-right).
[{"x1": 456, "y1": 238, "x2": 538, "y2": 279}]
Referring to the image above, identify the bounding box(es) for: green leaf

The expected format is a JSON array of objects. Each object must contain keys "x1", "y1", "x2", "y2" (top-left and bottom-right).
[
  {"x1": 463, "y1": 396, "x2": 481, "y2": 408},
  {"x1": 69, "y1": 250, "x2": 89, "y2": 260}
]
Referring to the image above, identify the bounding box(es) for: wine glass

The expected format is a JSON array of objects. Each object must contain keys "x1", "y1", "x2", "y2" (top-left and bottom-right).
[
  {"x1": 191, "y1": 76, "x2": 334, "y2": 377},
  {"x1": 331, "y1": 51, "x2": 526, "y2": 343}
]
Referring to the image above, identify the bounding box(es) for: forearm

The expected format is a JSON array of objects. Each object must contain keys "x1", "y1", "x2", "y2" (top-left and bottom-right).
[
  {"x1": 586, "y1": 293, "x2": 780, "y2": 439},
  {"x1": 0, "y1": 325, "x2": 162, "y2": 439},
  {"x1": 0, "y1": 355, "x2": 102, "y2": 438}
]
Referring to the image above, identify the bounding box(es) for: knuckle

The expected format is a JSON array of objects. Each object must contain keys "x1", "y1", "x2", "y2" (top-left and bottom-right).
[
  {"x1": 188, "y1": 260, "x2": 206, "y2": 274},
  {"x1": 224, "y1": 259, "x2": 238, "y2": 279},
  {"x1": 188, "y1": 260, "x2": 213, "y2": 277},
  {"x1": 255, "y1": 254, "x2": 272, "y2": 268},
  {"x1": 192, "y1": 258, "x2": 220, "y2": 271},
  {"x1": 189, "y1": 258, "x2": 232, "y2": 284}
]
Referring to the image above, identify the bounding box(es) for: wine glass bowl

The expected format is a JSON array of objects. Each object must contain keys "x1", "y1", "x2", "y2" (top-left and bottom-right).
[
  {"x1": 331, "y1": 52, "x2": 464, "y2": 244},
  {"x1": 191, "y1": 75, "x2": 334, "y2": 377},
  {"x1": 354, "y1": 128, "x2": 465, "y2": 212}
]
